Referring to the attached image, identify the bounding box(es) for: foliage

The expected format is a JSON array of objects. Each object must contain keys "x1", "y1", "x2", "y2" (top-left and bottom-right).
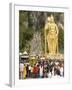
[
  {"x1": 19, "y1": 11, "x2": 34, "y2": 53},
  {"x1": 58, "y1": 28, "x2": 64, "y2": 53}
]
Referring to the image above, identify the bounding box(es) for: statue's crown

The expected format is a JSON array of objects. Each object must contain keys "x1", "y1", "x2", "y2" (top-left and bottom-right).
[{"x1": 50, "y1": 14, "x2": 54, "y2": 20}]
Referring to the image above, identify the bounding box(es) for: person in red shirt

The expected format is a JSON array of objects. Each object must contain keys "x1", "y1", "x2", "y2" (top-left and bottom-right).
[{"x1": 33, "y1": 64, "x2": 39, "y2": 78}]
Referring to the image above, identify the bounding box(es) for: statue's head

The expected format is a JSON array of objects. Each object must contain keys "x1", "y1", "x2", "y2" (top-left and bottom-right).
[
  {"x1": 47, "y1": 17, "x2": 51, "y2": 22},
  {"x1": 50, "y1": 14, "x2": 54, "y2": 23}
]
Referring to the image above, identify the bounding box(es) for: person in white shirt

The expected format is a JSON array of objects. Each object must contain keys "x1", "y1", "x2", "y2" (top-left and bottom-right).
[
  {"x1": 39, "y1": 65, "x2": 43, "y2": 78},
  {"x1": 19, "y1": 62, "x2": 24, "y2": 79},
  {"x1": 28, "y1": 65, "x2": 31, "y2": 77},
  {"x1": 52, "y1": 67, "x2": 54, "y2": 76},
  {"x1": 48, "y1": 71, "x2": 52, "y2": 78},
  {"x1": 60, "y1": 66, "x2": 64, "y2": 77}
]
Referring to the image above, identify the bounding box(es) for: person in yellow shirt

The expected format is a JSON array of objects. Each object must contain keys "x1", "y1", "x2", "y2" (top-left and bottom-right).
[{"x1": 24, "y1": 64, "x2": 27, "y2": 79}]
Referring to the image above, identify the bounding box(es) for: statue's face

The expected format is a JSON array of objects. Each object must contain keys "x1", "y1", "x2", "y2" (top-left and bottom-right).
[{"x1": 51, "y1": 17, "x2": 54, "y2": 23}]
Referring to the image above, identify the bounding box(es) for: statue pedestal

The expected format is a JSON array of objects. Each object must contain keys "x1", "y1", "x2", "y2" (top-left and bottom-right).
[{"x1": 45, "y1": 53, "x2": 64, "y2": 61}]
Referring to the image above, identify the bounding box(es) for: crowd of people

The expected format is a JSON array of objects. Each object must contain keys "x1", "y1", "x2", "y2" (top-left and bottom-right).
[{"x1": 19, "y1": 59, "x2": 64, "y2": 79}]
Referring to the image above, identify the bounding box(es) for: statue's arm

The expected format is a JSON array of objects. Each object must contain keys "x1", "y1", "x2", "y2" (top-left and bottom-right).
[
  {"x1": 44, "y1": 22, "x2": 48, "y2": 54},
  {"x1": 56, "y1": 24, "x2": 59, "y2": 36},
  {"x1": 55, "y1": 24, "x2": 59, "y2": 53},
  {"x1": 44, "y1": 23, "x2": 48, "y2": 30}
]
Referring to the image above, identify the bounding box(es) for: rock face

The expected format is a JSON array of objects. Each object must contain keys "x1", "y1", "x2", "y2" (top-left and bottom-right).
[{"x1": 30, "y1": 31, "x2": 42, "y2": 55}]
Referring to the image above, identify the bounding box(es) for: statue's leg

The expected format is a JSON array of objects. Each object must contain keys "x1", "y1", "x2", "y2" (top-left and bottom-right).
[
  {"x1": 56, "y1": 37, "x2": 58, "y2": 53},
  {"x1": 47, "y1": 36, "x2": 51, "y2": 54},
  {"x1": 48, "y1": 37, "x2": 53, "y2": 54},
  {"x1": 50, "y1": 38, "x2": 53, "y2": 54},
  {"x1": 52, "y1": 37, "x2": 57, "y2": 54}
]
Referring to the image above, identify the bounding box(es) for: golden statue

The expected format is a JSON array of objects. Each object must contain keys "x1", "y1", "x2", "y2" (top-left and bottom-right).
[{"x1": 44, "y1": 15, "x2": 59, "y2": 55}]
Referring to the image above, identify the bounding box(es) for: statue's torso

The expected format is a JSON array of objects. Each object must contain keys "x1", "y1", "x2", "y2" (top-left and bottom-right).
[
  {"x1": 49, "y1": 23, "x2": 56, "y2": 34},
  {"x1": 48, "y1": 23, "x2": 57, "y2": 38}
]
